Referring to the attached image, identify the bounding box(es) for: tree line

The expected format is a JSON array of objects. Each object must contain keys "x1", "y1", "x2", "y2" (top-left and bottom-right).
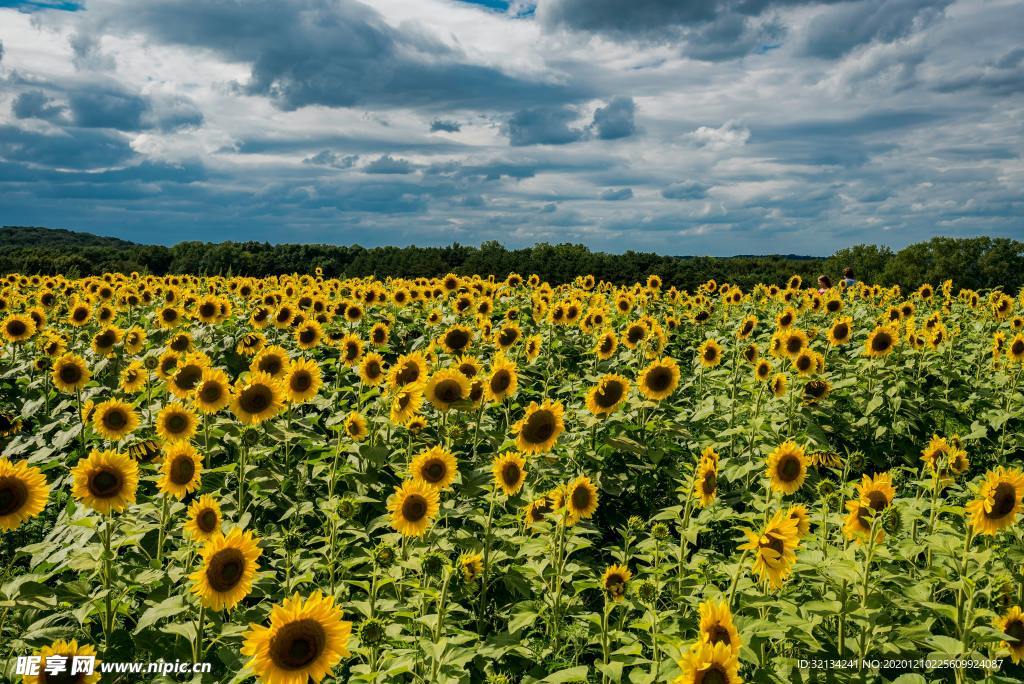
[{"x1": 1, "y1": 227, "x2": 1021, "y2": 291}]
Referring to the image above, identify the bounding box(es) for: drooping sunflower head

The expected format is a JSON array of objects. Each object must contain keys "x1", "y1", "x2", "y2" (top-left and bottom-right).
[
  {"x1": 184, "y1": 494, "x2": 222, "y2": 542},
  {"x1": 602, "y1": 563, "x2": 631, "y2": 602},
  {"x1": 387, "y1": 479, "x2": 440, "y2": 537},
  {"x1": 802, "y1": 379, "x2": 831, "y2": 404},
  {"x1": 514, "y1": 400, "x2": 565, "y2": 455},
  {"x1": 787, "y1": 503, "x2": 811, "y2": 538},
  {"x1": 159, "y1": 441, "x2": 203, "y2": 499},
  {"x1": 194, "y1": 367, "x2": 232, "y2": 414},
  {"x1": 637, "y1": 357, "x2": 680, "y2": 401},
  {"x1": 698, "y1": 599, "x2": 742, "y2": 654},
  {"x1": 231, "y1": 372, "x2": 284, "y2": 425},
  {"x1": 766, "y1": 441, "x2": 808, "y2": 495},
  {"x1": 156, "y1": 402, "x2": 199, "y2": 442},
  {"x1": 0, "y1": 459, "x2": 49, "y2": 531},
  {"x1": 770, "y1": 373, "x2": 787, "y2": 398},
  {"x1": 459, "y1": 551, "x2": 484, "y2": 583},
  {"x1": 410, "y1": 446, "x2": 458, "y2": 490},
  {"x1": 71, "y1": 449, "x2": 139, "y2": 514},
  {"x1": 92, "y1": 399, "x2": 139, "y2": 442},
  {"x1": 22, "y1": 639, "x2": 101, "y2": 684},
  {"x1": 492, "y1": 451, "x2": 527, "y2": 496},
  {"x1": 51, "y1": 353, "x2": 90, "y2": 393},
  {"x1": 586, "y1": 373, "x2": 631, "y2": 416},
  {"x1": 966, "y1": 467, "x2": 1024, "y2": 536},
  {"x1": 189, "y1": 527, "x2": 262, "y2": 611}
]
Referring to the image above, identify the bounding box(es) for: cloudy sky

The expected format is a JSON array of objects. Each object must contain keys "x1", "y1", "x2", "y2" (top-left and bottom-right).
[{"x1": 0, "y1": 0, "x2": 1021, "y2": 255}]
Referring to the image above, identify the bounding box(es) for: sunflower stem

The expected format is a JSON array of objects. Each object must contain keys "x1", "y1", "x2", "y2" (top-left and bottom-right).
[
  {"x1": 156, "y1": 493, "x2": 170, "y2": 563},
  {"x1": 726, "y1": 549, "x2": 750, "y2": 609},
  {"x1": 429, "y1": 568, "x2": 452, "y2": 681},
  {"x1": 477, "y1": 484, "x2": 497, "y2": 634},
  {"x1": 102, "y1": 513, "x2": 114, "y2": 652},
  {"x1": 192, "y1": 604, "x2": 205, "y2": 663}
]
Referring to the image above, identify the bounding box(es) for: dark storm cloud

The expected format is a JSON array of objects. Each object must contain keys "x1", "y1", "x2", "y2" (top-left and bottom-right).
[
  {"x1": 0, "y1": 124, "x2": 135, "y2": 168},
  {"x1": 592, "y1": 96, "x2": 635, "y2": 139},
  {"x1": 12, "y1": 90, "x2": 66, "y2": 121},
  {"x1": 798, "y1": 0, "x2": 953, "y2": 59},
  {"x1": 430, "y1": 119, "x2": 462, "y2": 133},
  {"x1": 104, "y1": 0, "x2": 591, "y2": 111}
]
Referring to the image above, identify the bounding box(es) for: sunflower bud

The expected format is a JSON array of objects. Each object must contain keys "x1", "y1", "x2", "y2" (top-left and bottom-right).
[
  {"x1": 357, "y1": 617, "x2": 387, "y2": 646},
  {"x1": 651, "y1": 522, "x2": 669, "y2": 540},
  {"x1": 242, "y1": 429, "x2": 260, "y2": 447},
  {"x1": 627, "y1": 515, "x2": 644, "y2": 531},
  {"x1": 485, "y1": 674, "x2": 511, "y2": 684},
  {"x1": 635, "y1": 578, "x2": 659, "y2": 604},
  {"x1": 373, "y1": 542, "x2": 397, "y2": 569},
  {"x1": 337, "y1": 496, "x2": 359, "y2": 520},
  {"x1": 882, "y1": 505, "x2": 903, "y2": 536},
  {"x1": 421, "y1": 550, "x2": 447, "y2": 577},
  {"x1": 143, "y1": 355, "x2": 159, "y2": 370}
]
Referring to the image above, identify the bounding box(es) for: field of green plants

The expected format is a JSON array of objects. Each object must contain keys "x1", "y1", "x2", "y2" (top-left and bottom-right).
[{"x1": 1, "y1": 271, "x2": 1024, "y2": 683}]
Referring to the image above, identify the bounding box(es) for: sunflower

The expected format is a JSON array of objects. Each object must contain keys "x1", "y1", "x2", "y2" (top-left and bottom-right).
[
  {"x1": 424, "y1": 368, "x2": 471, "y2": 411},
  {"x1": 283, "y1": 358, "x2": 322, "y2": 404},
  {"x1": 251, "y1": 345, "x2": 289, "y2": 378},
  {"x1": 827, "y1": 316, "x2": 853, "y2": 346},
  {"x1": 184, "y1": 494, "x2": 222, "y2": 542},
  {"x1": 410, "y1": 446, "x2": 458, "y2": 491},
  {"x1": 388, "y1": 479, "x2": 440, "y2": 537},
  {"x1": 237, "y1": 333, "x2": 266, "y2": 356},
  {"x1": 738, "y1": 509, "x2": 800, "y2": 589},
  {"x1": 766, "y1": 441, "x2": 807, "y2": 495},
  {"x1": 0, "y1": 459, "x2": 49, "y2": 530},
  {"x1": 920, "y1": 434, "x2": 969, "y2": 480},
  {"x1": 802, "y1": 379, "x2": 830, "y2": 404},
  {"x1": 459, "y1": 551, "x2": 484, "y2": 583},
  {"x1": 338, "y1": 333, "x2": 363, "y2": 367},
  {"x1": 524, "y1": 496, "x2": 553, "y2": 527},
  {"x1": 344, "y1": 411, "x2": 368, "y2": 442},
  {"x1": 439, "y1": 324, "x2": 473, "y2": 354},
  {"x1": 389, "y1": 385, "x2": 423, "y2": 425},
  {"x1": 673, "y1": 641, "x2": 742, "y2": 684},
  {"x1": 753, "y1": 359, "x2": 772, "y2": 382},
  {"x1": 294, "y1": 320, "x2": 323, "y2": 350},
  {"x1": 602, "y1": 563, "x2": 631, "y2": 602},
  {"x1": 120, "y1": 360, "x2": 147, "y2": 394},
  {"x1": 92, "y1": 399, "x2": 139, "y2": 442},
  {"x1": 168, "y1": 352, "x2": 209, "y2": 399},
  {"x1": 71, "y1": 449, "x2": 139, "y2": 514},
  {"x1": 0, "y1": 412, "x2": 22, "y2": 438},
  {"x1": 781, "y1": 328, "x2": 808, "y2": 359},
  {"x1": 1009, "y1": 334, "x2": 1024, "y2": 363},
  {"x1": 158, "y1": 441, "x2": 203, "y2": 499},
  {"x1": 525, "y1": 334, "x2": 543, "y2": 362},
  {"x1": 156, "y1": 402, "x2": 199, "y2": 442},
  {"x1": 485, "y1": 357, "x2": 519, "y2": 403},
  {"x1": 1, "y1": 313, "x2": 35, "y2": 343},
  {"x1": 694, "y1": 457, "x2": 718, "y2": 508},
  {"x1": 565, "y1": 475, "x2": 599, "y2": 522},
  {"x1": 359, "y1": 352, "x2": 387, "y2": 386},
  {"x1": 843, "y1": 472, "x2": 896, "y2": 542},
  {"x1": 22, "y1": 639, "x2": 101, "y2": 684},
  {"x1": 389, "y1": 351, "x2": 428, "y2": 387},
  {"x1": 231, "y1": 372, "x2": 284, "y2": 425},
  {"x1": 966, "y1": 467, "x2": 1024, "y2": 536},
  {"x1": 697, "y1": 338, "x2": 723, "y2": 368},
  {"x1": 194, "y1": 367, "x2": 232, "y2": 413},
  {"x1": 995, "y1": 606, "x2": 1024, "y2": 664},
  {"x1": 52, "y1": 353, "x2": 90, "y2": 393},
  {"x1": 492, "y1": 451, "x2": 527, "y2": 496},
  {"x1": 585, "y1": 373, "x2": 631, "y2": 416},
  {"x1": 787, "y1": 503, "x2": 811, "y2": 538},
  {"x1": 594, "y1": 330, "x2": 618, "y2": 360},
  {"x1": 864, "y1": 324, "x2": 899, "y2": 357},
  {"x1": 697, "y1": 599, "x2": 741, "y2": 654},
  {"x1": 637, "y1": 357, "x2": 680, "y2": 401},
  {"x1": 770, "y1": 373, "x2": 787, "y2": 398},
  {"x1": 514, "y1": 400, "x2": 565, "y2": 455},
  {"x1": 190, "y1": 527, "x2": 262, "y2": 611}
]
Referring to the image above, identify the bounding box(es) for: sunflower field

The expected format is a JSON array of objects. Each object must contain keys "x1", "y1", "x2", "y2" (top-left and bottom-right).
[{"x1": 1, "y1": 271, "x2": 1024, "y2": 684}]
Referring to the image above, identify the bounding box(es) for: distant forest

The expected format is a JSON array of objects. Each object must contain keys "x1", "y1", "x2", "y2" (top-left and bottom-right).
[{"x1": 2, "y1": 226, "x2": 1022, "y2": 291}]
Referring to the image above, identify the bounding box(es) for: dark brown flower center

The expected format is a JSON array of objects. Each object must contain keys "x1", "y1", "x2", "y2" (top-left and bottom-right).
[
  {"x1": 571, "y1": 485, "x2": 592, "y2": 511},
  {"x1": 0, "y1": 477, "x2": 29, "y2": 516},
  {"x1": 402, "y1": 494, "x2": 428, "y2": 522},
  {"x1": 269, "y1": 618, "x2": 327, "y2": 670},
  {"x1": 523, "y1": 410, "x2": 555, "y2": 443},
  {"x1": 397, "y1": 362, "x2": 420, "y2": 385},
  {"x1": 871, "y1": 332, "x2": 893, "y2": 352},
  {"x1": 207, "y1": 547, "x2": 245, "y2": 592},
  {"x1": 988, "y1": 482, "x2": 1017, "y2": 519},
  {"x1": 59, "y1": 364, "x2": 83, "y2": 385},
  {"x1": 421, "y1": 460, "x2": 446, "y2": 483},
  {"x1": 490, "y1": 370, "x2": 511, "y2": 394},
  {"x1": 290, "y1": 371, "x2": 312, "y2": 393},
  {"x1": 258, "y1": 356, "x2": 283, "y2": 376},
  {"x1": 434, "y1": 379, "x2": 463, "y2": 404},
  {"x1": 501, "y1": 462, "x2": 521, "y2": 487},
  {"x1": 445, "y1": 328, "x2": 470, "y2": 351},
  {"x1": 645, "y1": 367, "x2": 672, "y2": 393},
  {"x1": 1005, "y1": 618, "x2": 1024, "y2": 646},
  {"x1": 6, "y1": 320, "x2": 27, "y2": 337},
  {"x1": 777, "y1": 455, "x2": 801, "y2": 482},
  {"x1": 170, "y1": 455, "x2": 196, "y2": 485},
  {"x1": 175, "y1": 365, "x2": 203, "y2": 391},
  {"x1": 594, "y1": 380, "x2": 624, "y2": 408},
  {"x1": 702, "y1": 472, "x2": 717, "y2": 495},
  {"x1": 240, "y1": 385, "x2": 272, "y2": 414},
  {"x1": 707, "y1": 624, "x2": 731, "y2": 645},
  {"x1": 102, "y1": 408, "x2": 128, "y2": 431},
  {"x1": 698, "y1": 664, "x2": 728, "y2": 684},
  {"x1": 88, "y1": 468, "x2": 123, "y2": 499},
  {"x1": 164, "y1": 413, "x2": 189, "y2": 434},
  {"x1": 199, "y1": 383, "x2": 223, "y2": 404},
  {"x1": 197, "y1": 509, "x2": 218, "y2": 533}
]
